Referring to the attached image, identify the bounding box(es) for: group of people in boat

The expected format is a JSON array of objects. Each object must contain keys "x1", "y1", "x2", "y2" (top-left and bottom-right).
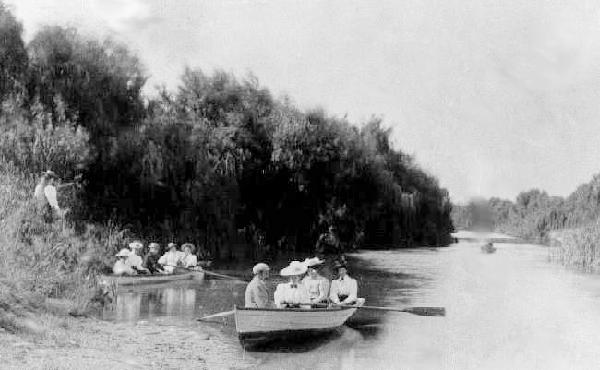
[
  {"x1": 245, "y1": 257, "x2": 358, "y2": 309},
  {"x1": 113, "y1": 241, "x2": 205, "y2": 276}
]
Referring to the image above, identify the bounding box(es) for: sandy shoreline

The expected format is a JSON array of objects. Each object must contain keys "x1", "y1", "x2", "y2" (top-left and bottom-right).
[{"x1": 1, "y1": 313, "x2": 257, "y2": 369}]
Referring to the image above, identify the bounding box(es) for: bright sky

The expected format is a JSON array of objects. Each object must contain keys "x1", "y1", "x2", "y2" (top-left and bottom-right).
[{"x1": 6, "y1": 0, "x2": 600, "y2": 203}]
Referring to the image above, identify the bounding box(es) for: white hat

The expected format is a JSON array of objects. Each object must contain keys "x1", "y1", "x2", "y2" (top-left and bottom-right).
[
  {"x1": 252, "y1": 263, "x2": 270, "y2": 275},
  {"x1": 304, "y1": 257, "x2": 325, "y2": 267},
  {"x1": 280, "y1": 260, "x2": 308, "y2": 276},
  {"x1": 115, "y1": 248, "x2": 130, "y2": 257},
  {"x1": 128, "y1": 241, "x2": 143, "y2": 249},
  {"x1": 148, "y1": 242, "x2": 160, "y2": 249}
]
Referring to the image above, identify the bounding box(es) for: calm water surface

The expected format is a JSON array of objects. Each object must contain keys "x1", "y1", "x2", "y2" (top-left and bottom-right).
[{"x1": 104, "y1": 237, "x2": 600, "y2": 369}]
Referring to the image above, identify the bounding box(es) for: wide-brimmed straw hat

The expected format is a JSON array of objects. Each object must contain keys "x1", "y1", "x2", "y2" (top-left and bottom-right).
[
  {"x1": 115, "y1": 248, "x2": 130, "y2": 257},
  {"x1": 128, "y1": 241, "x2": 143, "y2": 249},
  {"x1": 181, "y1": 243, "x2": 195, "y2": 253},
  {"x1": 280, "y1": 260, "x2": 308, "y2": 276},
  {"x1": 304, "y1": 257, "x2": 325, "y2": 267},
  {"x1": 42, "y1": 170, "x2": 59, "y2": 179},
  {"x1": 252, "y1": 263, "x2": 270, "y2": 275}
]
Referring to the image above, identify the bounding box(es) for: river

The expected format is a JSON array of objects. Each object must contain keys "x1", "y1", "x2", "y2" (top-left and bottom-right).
[{"x1": 104, "y1": 236, "x2": 600, "y2": 369}]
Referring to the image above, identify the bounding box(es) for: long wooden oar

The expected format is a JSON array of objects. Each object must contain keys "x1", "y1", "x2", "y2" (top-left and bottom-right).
[
  {"x1": 197, "y1": 310, "x2": 235, "y2": 321},
  {"x1": 177, "y1": 266, "x2": 247, "y2": 283},
  {"x1": 340, "y1": 304, "x2": 445, "y2": 317},
  {"x1": 202, "y1": 270, "x2": 247, "y2": 283}
]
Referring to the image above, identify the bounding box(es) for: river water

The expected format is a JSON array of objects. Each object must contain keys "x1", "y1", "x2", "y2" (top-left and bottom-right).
[{"x1": 104, "y1": 237, "x2": 600, "y2": 369}]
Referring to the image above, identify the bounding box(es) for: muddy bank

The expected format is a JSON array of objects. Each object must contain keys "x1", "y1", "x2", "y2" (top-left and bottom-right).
[{"x1": 0, "y1": 313, "x2": 256, "y2": 369}]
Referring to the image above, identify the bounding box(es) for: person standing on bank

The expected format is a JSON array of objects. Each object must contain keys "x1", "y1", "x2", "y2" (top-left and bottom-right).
[
  {"x1": 244, "y1": 263, "x2": 271, "y2": 308},
  {"x1": 34, "y1": 170, "x2": 67, "y2": 223},
  {"x1": 302, "y1": 257, "x2": 330, "y2": 304},
  {"x1": 329, "y1": 261, "x2": 358, "y2": 305}
]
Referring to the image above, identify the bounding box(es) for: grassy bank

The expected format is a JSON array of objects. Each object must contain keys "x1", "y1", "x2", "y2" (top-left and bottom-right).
[
  {"x1": 548, "y1": 222, "x2": 600, "y2": 272},
  {"x1": 0, "y1": 162, "x2": 125, "y2": 333},
  {"x1": 0, "y1": 163, "x2": 257, "y2": 369}
]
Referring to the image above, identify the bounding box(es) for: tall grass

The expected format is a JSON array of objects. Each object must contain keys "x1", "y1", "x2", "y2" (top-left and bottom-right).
[
  {"x1": 549, "y1": 221, "x2": 600, "y2": 272},
  {"x1": 0, "y1": 161, "x2": 127, "y2": 331}
]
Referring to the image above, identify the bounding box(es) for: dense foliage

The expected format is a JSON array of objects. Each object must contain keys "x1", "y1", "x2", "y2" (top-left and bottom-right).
[{"x1": 0, "y1": 4, "x2": 453, "y2": 261}]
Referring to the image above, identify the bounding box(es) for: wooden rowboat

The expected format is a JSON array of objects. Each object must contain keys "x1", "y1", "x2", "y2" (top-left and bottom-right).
[
  {"x1": 234, "y1": 299, "x2": 363, "y2": 345},
  {"x1": 481, "y1": 242, "x2": 497, "y2": 254},
  {"x1": 99, "y1": 270, "x2": 204, "y2": 286}
]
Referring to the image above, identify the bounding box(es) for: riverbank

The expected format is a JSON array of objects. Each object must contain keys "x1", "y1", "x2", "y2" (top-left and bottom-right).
[
  {"x1": 548, "y1": 223, "x2": 600, "y2": 272},
  {"x1": 0, "y1": 305, "x2": 255, "y2": 369}
]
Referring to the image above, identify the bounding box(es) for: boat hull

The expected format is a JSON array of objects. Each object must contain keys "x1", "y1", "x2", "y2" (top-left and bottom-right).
[
  {"x1": 234, "y1": 304, "x2": 359, "y2": 345},
  {"x1": 99, "y1": 270, "x2": 204, "y2": 286}
]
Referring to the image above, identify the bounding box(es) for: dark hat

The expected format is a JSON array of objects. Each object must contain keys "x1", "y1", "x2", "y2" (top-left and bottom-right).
[{"x1": 333, "y1": 260, "x2": 347, "y2": 270}]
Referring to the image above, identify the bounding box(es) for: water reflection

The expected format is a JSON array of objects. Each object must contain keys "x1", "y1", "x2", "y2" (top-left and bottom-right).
[
  {"x1": 114, "y1": 291, "x2": 142, "y2": 322},
  {"x1": 105, "y1": 282, "x2": 208, "y2": 322}
]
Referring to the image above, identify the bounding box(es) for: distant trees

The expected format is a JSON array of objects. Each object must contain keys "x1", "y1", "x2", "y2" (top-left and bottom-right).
[
  {"x1": 452, "y1": 175, "x2": 600, "y2": 241},
  {"x1": 0, "y1": 3, "x2": 453, "y2": 257}
]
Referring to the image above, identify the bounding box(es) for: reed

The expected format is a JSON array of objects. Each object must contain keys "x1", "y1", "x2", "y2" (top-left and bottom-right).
[{"x1": 548, "y1": 221, "x2": 600, "y2": 272}]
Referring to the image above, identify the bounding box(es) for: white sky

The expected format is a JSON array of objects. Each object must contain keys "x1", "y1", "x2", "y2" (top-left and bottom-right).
[{"x1": 6, "y1": 0, "x2": 600, "y2": 203}]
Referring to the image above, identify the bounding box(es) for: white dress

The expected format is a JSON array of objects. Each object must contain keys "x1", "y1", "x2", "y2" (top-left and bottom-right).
[
  {"x1": 274, "y1": 282, "x2": 310, "y2": 308},
  {"x1": 329, "y1": 275, "x2": 358, "y2": 304},
  {"x1": 126, "y1": 254, "x2": 146, "y2": 270},
  {"x1": 301, "y1": 276, "x2": 330, "y2": 303},
  {"x1": 181, "y1": 254, "x2": 198, "y2": 268},
  {"x1": 158, "y1": 251, "x2": 185, "y2": 273}
]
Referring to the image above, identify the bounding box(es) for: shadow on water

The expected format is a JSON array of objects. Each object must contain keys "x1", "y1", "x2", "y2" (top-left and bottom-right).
[{"x1": 243, "y1": 329, "x2": 345, "y2": 353}]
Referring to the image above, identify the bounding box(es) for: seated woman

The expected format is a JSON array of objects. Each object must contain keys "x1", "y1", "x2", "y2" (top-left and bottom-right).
[
  {"x1": 302, "y1": 257, "x2": 330, "y2": 304},
  {"x1": 329, "y1": 260, "x2": 358, "y2": 305},
  {"x1": 274, "y1": 261, "x2": 311, "y2": 308},
  {"x1": 143, "y1": 242, "x2": 165, "y2": 274},
  {"x1": 113, "y1": 249, "x2": 136, "y2": 276},
  {"x1": 181, "y1": 243, "x2": 198, "y2": 268},
  {"x1": 158, "y1": 243, "x2": 184, "y2": 274},
  {"x1": 126, "y1": 241, "x2": 149, "y2": 274}
]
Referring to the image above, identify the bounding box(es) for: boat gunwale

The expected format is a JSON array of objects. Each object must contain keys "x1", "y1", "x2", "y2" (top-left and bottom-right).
[
  {"x1": 99, "y1": 271, "x2": 203, "y2": 284},
  {"x1": 234, "y1": 304, "x2": 355, "y2": 313}
]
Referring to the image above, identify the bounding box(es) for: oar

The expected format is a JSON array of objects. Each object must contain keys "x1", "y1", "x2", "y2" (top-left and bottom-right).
[
  {"x1": 203, "y1": 270, "x2": 247, "y2": 283},
  {"x1": 197, "y1": 310, "x2": 235, "y2": 321},
  {"x1": 339, "y1": 304, "x2": 445, "y2": 317},
  {"x1": 177, "y1": 266, "x2": 248, "y2": 283}
]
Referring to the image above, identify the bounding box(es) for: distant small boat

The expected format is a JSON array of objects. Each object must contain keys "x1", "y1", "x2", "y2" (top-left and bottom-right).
[
  {"x1": 234, "y1": 300, "x2": 363, "y2": 346},
  {"x1": 99, "y1": 270, "x2": 204, "y2": 286},
  {"x1": 481, "y1": 243, "x2": 497, "y2": 254}
]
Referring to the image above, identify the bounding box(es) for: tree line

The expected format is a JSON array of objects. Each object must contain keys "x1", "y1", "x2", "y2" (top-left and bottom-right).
[
  {"x1": 452, "y1": 175, "x2": 600, "y2": 241},
  {"x1": 0, "y1": 3, "x2": 453, "y2": 258}
]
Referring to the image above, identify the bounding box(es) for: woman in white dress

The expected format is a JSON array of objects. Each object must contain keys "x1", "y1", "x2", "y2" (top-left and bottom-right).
[
  {"x1": 181, "y1": 243, "x2": 198, "y2": 268},
  {"x1": 301, "y1": 257, "x2": 330, "y2": 304},
  {"x1": 274, "y1": 261, "x2": 310, "y2": 308}
]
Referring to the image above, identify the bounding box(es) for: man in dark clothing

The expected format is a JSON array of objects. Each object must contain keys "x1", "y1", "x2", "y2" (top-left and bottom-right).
[
  {"x1": 315, "y1": 226, "x2": 342, "y2": 258},
  {"x1": 143, "y1": 242, "x2": 165, "y2": 274}
]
